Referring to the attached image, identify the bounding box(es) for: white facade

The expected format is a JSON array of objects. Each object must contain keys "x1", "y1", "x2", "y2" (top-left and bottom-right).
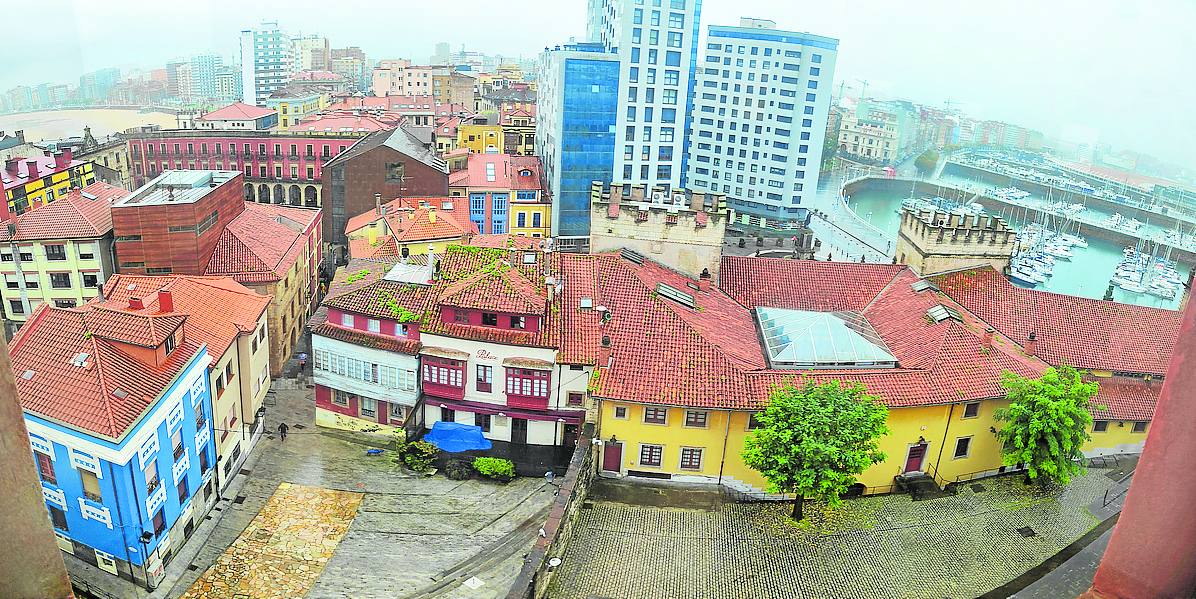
[
  {"x1": 686, "y1": 19, "x2": 838, "y2": 222},
  {"x1": 311, "y1": 334, "x2": 420, "y2": 407},
  {"x1": 189, "y1": 54, "x2": 221, "y2": 101},
  {"x1": 239, "y1": 22, "x2": 292, "y2": 107},
  {"x1": 419, "y1": 332, "x2": 588, "y2": 447},
  {"x1": 590, "y1": 0, "x2": 703, "y2": 190}
]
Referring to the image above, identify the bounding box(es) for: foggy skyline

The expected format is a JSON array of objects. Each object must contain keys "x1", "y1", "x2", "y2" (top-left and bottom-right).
[{"x1": 5, "y1": 0, "x2": 1194, "y2": 166}]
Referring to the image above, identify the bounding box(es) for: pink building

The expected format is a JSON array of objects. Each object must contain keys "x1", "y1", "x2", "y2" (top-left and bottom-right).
[{"x1": 127, "y1": 128, "x2": 376, "y2": 207}]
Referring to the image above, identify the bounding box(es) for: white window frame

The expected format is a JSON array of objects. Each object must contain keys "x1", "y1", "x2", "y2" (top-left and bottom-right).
[{"x1": 953, "y1": 436, "x2": 972, "y2": 459}]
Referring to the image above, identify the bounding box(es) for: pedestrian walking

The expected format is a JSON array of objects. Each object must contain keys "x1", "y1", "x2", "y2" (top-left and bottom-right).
[
  {"x1": 278, "y1": 422, "x2": 289, "y2": 441},
  {"x1": 298, "y1": 352, "x2": 308, "y2": 373}
]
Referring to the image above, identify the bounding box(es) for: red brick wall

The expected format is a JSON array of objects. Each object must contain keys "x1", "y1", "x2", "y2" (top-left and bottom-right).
[{"x1": 321, "y1": 144, "x2": 448, "y2": 244}]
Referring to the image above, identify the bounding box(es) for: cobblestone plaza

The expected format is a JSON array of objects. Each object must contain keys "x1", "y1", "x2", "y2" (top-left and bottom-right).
[{"x1": 549, "y1": 471, "x2": 1122, "y2": 599}]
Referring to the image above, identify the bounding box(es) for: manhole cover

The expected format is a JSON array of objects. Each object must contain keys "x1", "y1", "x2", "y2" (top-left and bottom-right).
[
  {"x1": 1017, "y1": 526, "x2": 1037, "y2": 537},
  {"x1": 581, "y1": 502, "x2": 595, "y2": 510},
  {"x1": 293, "y1": 424, "x2": 307, "y2": 430},
  {"x1": 233, "y1": 495, "x2": 247, "y2": 504},
  {"x1": 240, "y1": 469, "x2": 252, "y2": 476},
  {"x1": 970, "y1": 483, "x2": 986, "y2": 493},
  {"x1": 187, "y1": 564, "x2": 200, "y2": 571}
]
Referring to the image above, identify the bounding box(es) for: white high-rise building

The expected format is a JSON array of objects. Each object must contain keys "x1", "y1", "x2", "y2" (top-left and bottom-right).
[
  {"x1": 189, "y1": 54, "x2": 221, "y2": 100},
  {"x1": 686, "y1": 18, "x2": 838, "y2": 225},
  {"x1": 589, "y1": 0, "x2": 702, "y2": 190},
  {"x1": 239, "y1": 22, "x2": 292, "y2": 107}
]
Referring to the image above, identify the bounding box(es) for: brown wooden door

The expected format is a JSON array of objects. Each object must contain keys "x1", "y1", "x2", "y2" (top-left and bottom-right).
[
  {"x1": 602, "y1": 442, "x2": 623, "y2": 472},
  {"x1": 904, "y1": 443, "x2": 927, "y2": 473}
]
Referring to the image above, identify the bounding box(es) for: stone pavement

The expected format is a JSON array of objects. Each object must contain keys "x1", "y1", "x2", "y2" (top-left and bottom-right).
[
  {"x1": 179, "y1": 482, "x2": 363, "y2": 599},
  {"x1": 69, "y1": 381, "x2": 557, "y2": 599},
  {"x1": 548, "y1": 469, "x2": 1125, "y2": 599}
]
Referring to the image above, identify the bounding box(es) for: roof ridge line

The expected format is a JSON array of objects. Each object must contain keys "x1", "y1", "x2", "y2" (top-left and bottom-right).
[{"x1": 860, "y1": 266, "x2": 912, "y2": 313}]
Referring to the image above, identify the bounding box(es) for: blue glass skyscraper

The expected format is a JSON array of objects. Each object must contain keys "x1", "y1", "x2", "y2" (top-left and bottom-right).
[{"x1": 536, "y1": 43, "x2": 620, "y2": 247}]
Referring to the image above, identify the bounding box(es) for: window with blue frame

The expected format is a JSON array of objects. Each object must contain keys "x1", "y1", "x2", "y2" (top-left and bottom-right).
[
  {"x1": 491, "y1": 194, "x2": 508, "y2": 234},
  {"x1": 515, "y1": 190, "x2": 537, "y2": 200},
  {"x1": 469, "y1": 193, "x2": 486, "y2": 233},
  {"x1": 665, "y1": 51, "x2": 680, "y2": 66}
]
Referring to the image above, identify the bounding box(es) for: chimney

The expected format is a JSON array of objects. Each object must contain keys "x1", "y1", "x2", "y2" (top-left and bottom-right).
[
  {"x1": 15, "y1": 130, "x2": 24, "y2": 144},
  {"x1": 1025, "y1": 331, "x2": 1037, "y2": 356},
  {"x1": 3, "y1": 158, "x2": 17, "y2": 174},
  {"x1": 428, "y1": 208, "x2": 436, "y2": 224},
  {"x1": 25, "y1": 160, "x2": 39, "y2": 180},
  {"x1": 599, "y1": 335, "x2": 612, "y2": 367},
  {"x1": 128, "y1": 296, "x2": 144, "y2": 310},
  {"x1": 545, "y1": 276, "x2": 556, "y2": 302},
  {"x1": 375, "y1": 192, "x2": 382, "y2": 215},
  {"x1": 96, "y1": 279, "x2": 106, "y2": 303},
  {"x1": 697, "y1": 268, "x2": 711, "y2": 292},
  {"x1": 982, "y1": 327, "x2": 994, "y2": 348},
  {"x1": 61, "y1": 147, "x2": 72, "y2": 164},
  {"x1": 157, "y1": 290, "x2": 174, "y2": 313}
]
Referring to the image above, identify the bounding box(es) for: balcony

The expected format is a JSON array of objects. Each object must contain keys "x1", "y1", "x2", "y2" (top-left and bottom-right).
[
  {"x1": 243, "y1": 152, "x2": 254, "y2": 159},
  {"x1": 172, "y1": 443, "x2": 185, "y2": 461},
  {"x1": 423, "y1": 380, "x2": 465, "y2": 401},
  {"x1": 505, "y1": 393, "x2": 549, "y2": 410},
  {"x1": 146, "y1": 476, "x2": 161, "y2": 495},
  {"x1": 83, "y1": 489, "x2": 103, "y2": 503}
]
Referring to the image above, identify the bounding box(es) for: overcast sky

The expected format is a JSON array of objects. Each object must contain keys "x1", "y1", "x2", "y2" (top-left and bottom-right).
[{"x1": 6, "y1": 0, "x2": 1194, "y2": 164}]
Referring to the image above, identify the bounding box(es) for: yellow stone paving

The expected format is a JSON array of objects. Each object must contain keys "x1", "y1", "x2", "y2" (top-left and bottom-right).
[{"x1": 180, "y1": 482, "x2": 363, "y2": 599}]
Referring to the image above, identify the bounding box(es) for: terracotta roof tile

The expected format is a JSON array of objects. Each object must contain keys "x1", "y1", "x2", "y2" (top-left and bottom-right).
[
  {"x1": 206, "y1": 203, "x2": 320, "y2": 284},
  {"x1": 1092, "y1": 377, "x2": 1158, "y2": 421},
  {"x1": 198, "y1": 102, "x2": 276, "y2": 121},
  {"x1": 932, "y1": 266, "x2": 1180, "y2": 375},
  {"x1": 10, "y1": 305, "x2": 201, "y2": 440},
  {"x1": 0, "y1": 182, "x2": 126, "y2": 241}
]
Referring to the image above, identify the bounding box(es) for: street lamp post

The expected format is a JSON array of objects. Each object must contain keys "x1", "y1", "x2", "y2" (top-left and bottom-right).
[{"x1": 138, "y1": 531, "x2": 155, "y2": 592}]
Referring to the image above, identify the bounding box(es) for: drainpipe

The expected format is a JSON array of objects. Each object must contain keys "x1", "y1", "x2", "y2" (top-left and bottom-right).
[
  {"x1": 932, "y1": 402, "x2": 956, "y2": 487},
  {"x1": 106, "y1": 460, "x2": 133, "y2": 575},
  {"x1": 716, "y1": 409, "x2": 732, "y2": 485},
  {"x1": 126, "y1": 464, "x2": 154, "y2": 590}
]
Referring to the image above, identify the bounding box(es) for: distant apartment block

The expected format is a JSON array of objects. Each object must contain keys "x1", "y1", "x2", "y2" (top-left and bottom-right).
[
  {"x1": 240, "y1": 22, "x2": 292, "y2": 106},
  {"x1": 838, "y1": 98, "x2": 922, "y2": 165},
  {"x1": 687, "y1": 18, "x2": 838, "y2": 224},
  {"x1": 590, "y1": 0, "x2": 703, "y2": 190},
  {"x1": 535, "y1": 42, "x2": 619, "y2": 245}
]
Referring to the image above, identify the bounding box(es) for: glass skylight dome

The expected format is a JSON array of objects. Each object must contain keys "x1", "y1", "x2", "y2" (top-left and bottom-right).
[{"x1": 755, "y1": 307, "x2": 898, "y2": 369}]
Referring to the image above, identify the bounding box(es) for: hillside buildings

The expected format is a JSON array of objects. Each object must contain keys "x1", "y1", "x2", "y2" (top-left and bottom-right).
[{"x1": 687, "y1": 19, "x2": 838, "y2": 225}]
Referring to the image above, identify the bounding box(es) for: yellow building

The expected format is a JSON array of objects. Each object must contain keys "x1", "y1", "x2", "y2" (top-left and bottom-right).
[
  {"x1": 456, "y1": 123, "x2": 504, "y2": 154},
  {"x1": 499, "y1": 108, "x2": 536, "y2": 156},
  {"x1": 447, "y1": 153, "x2": 551, "y2": 238},
  {"x1": 266, "y1": 91, "x2": 329, "y2": 130},
  {"x1": 0, "y1": 182, "x2": 126, "y2": 334},
  {"x1": 98, "y1": 274, "x2": 274, "y2": 488},
  {"x1": 2, "y1": 148, "x2": 96, "y2": 217},
  {"x1": 343, "y1": 196, "x2": 478, "y2": 260},
  {"x1": 586, "y1": 257, "x2": 1169, "y2": 495}
]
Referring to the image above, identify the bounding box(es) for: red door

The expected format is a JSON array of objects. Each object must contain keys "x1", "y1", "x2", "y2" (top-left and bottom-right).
[
  {"x1": 602, "y1": 442, "x2": 623, "y2": 472},
  {"x1": 904, "y1": 443, "x2": 927, "y2": 473}
]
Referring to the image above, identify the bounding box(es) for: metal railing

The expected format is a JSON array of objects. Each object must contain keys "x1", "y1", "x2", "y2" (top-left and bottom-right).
[{"x1": 1102, "y1": 466, "x2": 1137, "y2": 508}]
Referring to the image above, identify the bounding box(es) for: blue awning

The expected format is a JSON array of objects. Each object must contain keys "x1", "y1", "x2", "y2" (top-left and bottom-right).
[{"x1": 423, "y1": 421, "x2": 493, "y2": 453}]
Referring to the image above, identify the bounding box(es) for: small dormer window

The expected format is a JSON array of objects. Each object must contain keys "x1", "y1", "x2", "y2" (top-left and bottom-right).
[
  {"x1": 519, "y1": 169, "x2": 532, "y2": 177},
  {"x1": 164, "y1": 332, "x2": 177, "y2": 355}
]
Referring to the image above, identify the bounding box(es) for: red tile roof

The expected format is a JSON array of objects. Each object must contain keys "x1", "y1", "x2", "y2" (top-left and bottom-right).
[
  {"x1": 584, "y1": 256, "x2": 1045, "y2": 410},
  {"x1": 97, "y1": 275, "x2": 270, "y2": 362},
  {"x1": 1091, "y1": 377, "x2": 1159, "y2": 421},
  {"x1": 719, "y1": 256, "x2": 907, "y2": 312},
  {"x1": 0, "y1": 181, "x2": 126, "y2": 241},
  {"x1": 466, "y1": 234, "x2": 540, "y2": 250},
  {"x1": 932, "y1": 266, "x2": 1181, "y2": 375},
  {"x1": 292, "y1": 113, "x2": 395, "y2": 133},
  {"x1": 1, "y1": 153, "x2": 87, "y2": 189},
  {"x1": 308, "y1": 259, "x2": 431, "y2": 355},
  {"x1": 10, "y1": 304, "x2": 201, "y2": 440},
  {"x1": 447, "y1": 153, "x2": 546, "y2": 194},
  {"x1": 198, "y1": 102, "x2": 277, "y2": 121},
  {"x1": 206, "y1": 203, "x2": 320, "y2": 284},
  {"x1": 344, "y1": 197, "x2": 477, "y2": 259}
]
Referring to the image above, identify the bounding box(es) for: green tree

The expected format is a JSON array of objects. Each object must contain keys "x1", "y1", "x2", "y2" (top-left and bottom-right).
[
  {"x1": 993, "y1": 366, "x2": 1099, "y2": 486},
  {"x1": 914, "y1": 149, "x2": 940, "y2": 174},
  {"x1": 742, "y1": 381, "x2": 890, "y2": 520}
]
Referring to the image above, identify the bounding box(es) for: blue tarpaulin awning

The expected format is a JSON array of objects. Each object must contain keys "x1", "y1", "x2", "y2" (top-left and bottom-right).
[{"x1": 423, "y1": 421, "x2": 493, "y2": 453}]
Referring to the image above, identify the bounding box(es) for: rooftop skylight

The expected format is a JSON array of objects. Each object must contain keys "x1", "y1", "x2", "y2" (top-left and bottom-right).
[{"x1": 755, "y1": 307, "x2": 898, "y2": 369}]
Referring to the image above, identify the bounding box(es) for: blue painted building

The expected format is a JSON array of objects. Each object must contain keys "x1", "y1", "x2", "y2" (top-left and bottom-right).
[
  {"x1": 535, "y1": 42, "x2": 620, "y2": 248},
  {"x1": 13, "y1": 304, "x2": 218, "y2": 588}
]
